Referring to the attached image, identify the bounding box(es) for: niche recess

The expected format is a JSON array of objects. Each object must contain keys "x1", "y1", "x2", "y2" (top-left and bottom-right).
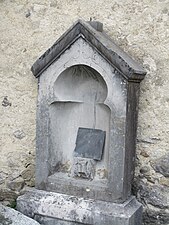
[{"x1": 48, "y1": 65, "x2": 110, "y2": 182}]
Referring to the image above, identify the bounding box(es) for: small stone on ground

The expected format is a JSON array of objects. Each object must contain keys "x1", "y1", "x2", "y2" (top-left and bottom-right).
[{"x1": 0, "y1": 204, "x2": 40, "y2": 225}]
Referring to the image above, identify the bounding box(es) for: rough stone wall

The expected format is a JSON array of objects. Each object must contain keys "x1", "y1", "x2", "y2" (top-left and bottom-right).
[{"x1": 0, "y1": 0, "x2": 169, "y2": 224}]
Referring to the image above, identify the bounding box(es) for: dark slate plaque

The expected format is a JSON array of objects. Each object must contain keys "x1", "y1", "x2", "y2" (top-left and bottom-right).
[{"x1": 74, "y1": 127, "x2": 106, "y2": 161}]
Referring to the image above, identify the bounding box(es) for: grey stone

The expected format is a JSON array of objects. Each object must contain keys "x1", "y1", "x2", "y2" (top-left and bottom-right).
[
  {"x1": 0, "y1": 172, "x2": 6, "y2": 185},
  {"x1": 159, "y1": 177, "x2": 169, "y2": 187},
  {"x1": 0, "y1": 189, "x2": 18, "y2": 202},
  {"x1": 2, "y1": 97, "x2": 11, "y2": 107},
  {"x1": 143, "y1": 208, "x2": 169, "y2": 225},
  {"x1": 72, "y1": 157, "x2": 96, "y2": 180},
  {"x1": 133, "y1": 179, "x2": 169, "y2": 225},
  {"x1": 0, "y1": 204, "x2": 40, "y2": 225},
  {"x1": 25, "y1": 10, "x2": 31, "y2": 18},
  {"x1": 17, "y1": 189, "x2": 143, "y2": 225},
  {"x1": 137, "y1": 137, "x2": 161, "y2": 144},
  {"x1": 13, "y1": 130, "x2": 25, "y2": 139},
  {"x1": 74, "y1": 127, "x2": 105, "y2": 160},
  {"x1": 137, "y1": 182, "x2": 169, "y2": 209},
  {"x1": 140, "y1": 166, "x2": 150, "y2": 174},
  {"x1": 140, "y1": 150, "x2": 149, "y2": 158},
  {"x1": 0, "y1": 179, "x2": 5, "y2": 185},
  {"x1": 88, "y1": 21, "x2": 103, "y2": 32},
  {"x1": 21, "y1": 165, "x2": 35, "y2": 181},
  {"x1": 144, "y1": 175, "x2": 156, "y2": 184},
  {"x1": 0, "y1": 213, "x2": 12, "y2": 225},
  {"x1": 7, "y1": 177, "x2": 25, "y2": 192},
  {"x1": 152, "y1": 153, "x2": 169, "y2": 177}
]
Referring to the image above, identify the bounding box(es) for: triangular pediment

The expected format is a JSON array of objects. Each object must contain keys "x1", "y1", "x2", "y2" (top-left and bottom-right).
[{"x1": 31, "y1": 19, "x2": 146, "y2": 81}]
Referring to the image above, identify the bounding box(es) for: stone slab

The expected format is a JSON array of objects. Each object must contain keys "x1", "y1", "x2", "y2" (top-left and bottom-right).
[
  {"x1": 17, "y1": 189, "x2": 143, "y2": 225},
  {"x1": 74, "y1": 127, "x2": 105, "y2": 161},
  {"x1": 0, "y1": 203, "x2": 40, "y2": 225},
  {"x1": 34, "y1": 215, "x2": 81, "y2": 225}
]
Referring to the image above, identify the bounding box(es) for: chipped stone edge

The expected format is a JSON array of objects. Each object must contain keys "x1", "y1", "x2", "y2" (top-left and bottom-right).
[
  {"x1": 0, "y1": 203, "x2": 40, "y2": 225},
  {"x1": 17, "y1": 189, "x2": 142, "y2": 225}
]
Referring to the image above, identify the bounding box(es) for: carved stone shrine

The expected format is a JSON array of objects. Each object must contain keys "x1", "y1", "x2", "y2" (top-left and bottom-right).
[{"x1": 17, "y1": 20, "x2": 146, "y2": 225}]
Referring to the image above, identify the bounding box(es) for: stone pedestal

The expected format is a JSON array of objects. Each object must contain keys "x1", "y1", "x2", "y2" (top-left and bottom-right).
[{"x1": 17, "y1": 189, "x2": 142, "y2": 225}]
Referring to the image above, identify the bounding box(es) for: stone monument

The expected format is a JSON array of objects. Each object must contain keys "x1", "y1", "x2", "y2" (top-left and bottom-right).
[{"x1": 17, "y1": 19, "x2": 146, "y2": 225}]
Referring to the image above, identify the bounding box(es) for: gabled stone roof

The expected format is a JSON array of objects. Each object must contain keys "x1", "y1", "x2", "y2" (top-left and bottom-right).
[{"x1": 31, "y1": 19, "x2": 146, "y2": 82}]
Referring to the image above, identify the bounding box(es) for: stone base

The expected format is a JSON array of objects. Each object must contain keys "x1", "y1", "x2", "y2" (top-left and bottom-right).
[{"x1": 17, "y1": 189, "x2": 142, "y2": 225}]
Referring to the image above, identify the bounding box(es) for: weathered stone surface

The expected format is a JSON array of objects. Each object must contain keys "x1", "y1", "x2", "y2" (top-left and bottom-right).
[
  {"x1": 137, "y1": 182, "x2": 169, "y2": 209},
  {"x1": 34, "y1": 216, "x2": 81, "y2": 225},
  {"x1": 21, "y1": 165, "x2": 35, "y2": 182},
  {"x1": 2, "y1": 96, "x2": 12, "y2": 107},
  {"x1": 17, "y1": 189, "x2": 143, "y2": 225},
  {"x1": 143, "y1": 208, "x2": 169, "y2": 225},
  {"x1": 140, "y1": 150, "x2": 149, "y2": 158},
  {"x1": 0, "y1": 189, "x2": 18, "y2": 202},
  {"x1": 152, "y1": 153, "x2": 169, "y2": 177},
  {"x1": 7, "y1": 177, "x2": 25, "y2": 192},
  {"x1": 13, "y1": 130, "x2": 26, "y2": 139},
  {"x1": 159, "y1": 177, "x2": 169, "y2": 187},
  {"x1": 0, "y1": 172, "x2": 7, "y2": 185},
  {"x1": 140, "y1": 166, "x2": 150, "y2": 174},
  {"x1": 0, "y1": 204, "x2": 40, "y2": 225},
  {"x1": 72, "y1": 157, "x2": 96, "y2": 180},
  {"x1": 133, "y1": 179, "x2": 169, "y2": 225}
]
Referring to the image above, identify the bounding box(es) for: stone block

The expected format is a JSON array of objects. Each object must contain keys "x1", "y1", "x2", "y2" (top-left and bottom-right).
[
  {"x1": 0, "y1": 203, "x2": 40, "y2": 225},
  {"x1": 152, "y1": 153, "x2": 169, "y2": 177},
  {"x1": 17, "y1": 189, "x2": 143, "y2": 225},
  {"x1": 72, "y1": 157, "x2": 96, "y2": 180},
  {"x1": 7, "y1": 177, "x2": 25, "y2": 192},
  {"x1": 137, "y1": 181, "x2": 169, "y2": 209}
]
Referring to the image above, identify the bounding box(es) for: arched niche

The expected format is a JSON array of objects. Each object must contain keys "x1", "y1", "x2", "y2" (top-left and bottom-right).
[{"x1": 48, "y1": 65, "x2": 110, "y2": 181}]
